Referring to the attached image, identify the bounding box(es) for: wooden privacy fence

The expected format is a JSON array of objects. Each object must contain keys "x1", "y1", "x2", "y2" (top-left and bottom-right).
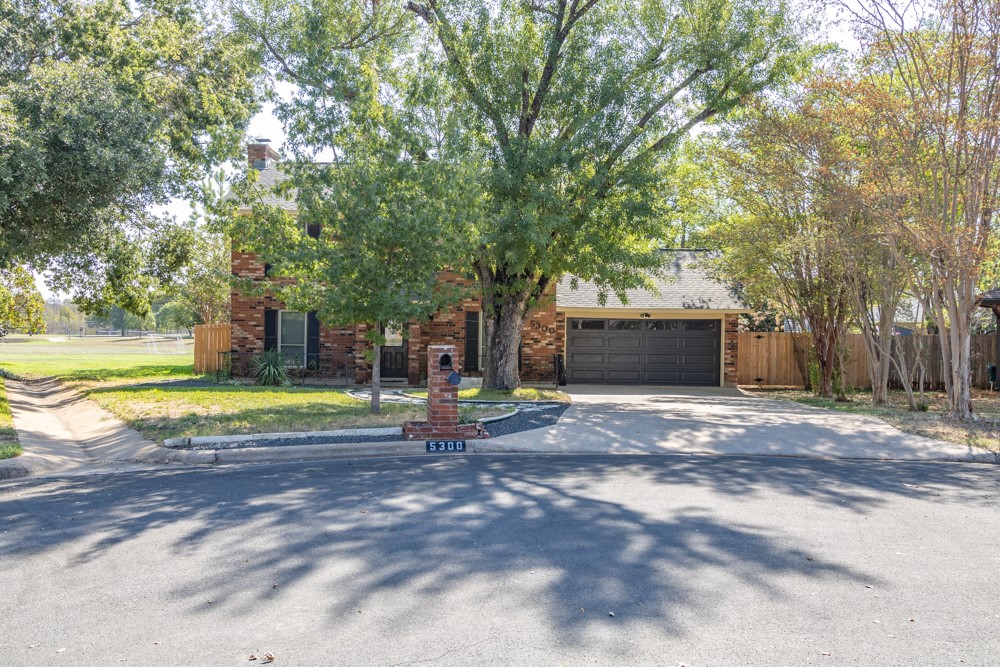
[
  {"x1": 194, "y1": 324, "x2": 231, "y2": 373},
  {"x1": 738, "y1": 332, "x2": 999, "y2": 390}
]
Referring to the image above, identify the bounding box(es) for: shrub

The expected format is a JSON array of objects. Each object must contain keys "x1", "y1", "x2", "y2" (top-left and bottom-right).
[{"x1": 250, "y1": 350, "x2": 288, "y2": 386}]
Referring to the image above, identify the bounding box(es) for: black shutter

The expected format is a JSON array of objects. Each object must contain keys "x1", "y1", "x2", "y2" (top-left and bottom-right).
[
  {"x1": 307, "y1": 311, "x2": 321, "y2": 369},
  {"x1": 307, "y1": 224, "x2": 321, "y2": 239},
  {"x1": 464, "y1": 311, "x2": 480, "y2": 371},
  {"x1": 263, "y1": 263, "x2": 272, "y2": 277},
  {"x1": 264, "y1": 309, "x2": 278, "y2": 352}
]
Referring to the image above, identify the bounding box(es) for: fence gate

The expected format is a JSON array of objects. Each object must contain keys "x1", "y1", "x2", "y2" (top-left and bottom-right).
[{"x1": 194, "y1": 324, "x2": 231, "y2": 373}]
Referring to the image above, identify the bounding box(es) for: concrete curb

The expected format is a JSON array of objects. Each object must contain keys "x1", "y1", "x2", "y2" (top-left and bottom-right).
[
  {"x1": 0, "y1": 459, "x2": 31, "y2": 480},
  {"x1": 163, "y1": 426, "x2": 406, "y2": 448},
  {"x1": 130, "y1": 440, "x2": 433, "y2": 465},
  {"x1": 160, "y1": 414, "x2": 521, "y2": 450},
  {"x1": 130, "y1": 437, "x2": 1000, "y2": 467}
]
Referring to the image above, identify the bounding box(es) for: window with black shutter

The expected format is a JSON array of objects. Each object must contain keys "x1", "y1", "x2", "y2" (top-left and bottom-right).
[
  {"x1": 263, "y1": 309, "x2": 278, "y2": 352},
  {"x1": 464, "y1": 311, "x2": 480, "y2": 371},
  {"x1": 307, "y1": 224, "x2": 321, "y2": 239}
]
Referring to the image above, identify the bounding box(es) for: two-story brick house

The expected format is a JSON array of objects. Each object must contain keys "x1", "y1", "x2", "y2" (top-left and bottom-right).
[{"x1": 231, "y1": 142, "x2": 745, "y2": 387}]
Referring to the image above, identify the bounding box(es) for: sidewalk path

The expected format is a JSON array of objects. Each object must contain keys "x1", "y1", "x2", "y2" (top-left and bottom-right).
[{"x1": 0, "y1": 379, "x2": 209, "y2": 481}]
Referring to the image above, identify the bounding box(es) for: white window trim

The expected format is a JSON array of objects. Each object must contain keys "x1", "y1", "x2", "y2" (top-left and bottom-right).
[{"x1": 277, "y1": 310, "x2": 308, "y2": 366}]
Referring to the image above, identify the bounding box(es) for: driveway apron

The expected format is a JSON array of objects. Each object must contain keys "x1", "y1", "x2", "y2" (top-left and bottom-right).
[{"x1": 484, "y1": 385, "x2": 996, "y2": 462}]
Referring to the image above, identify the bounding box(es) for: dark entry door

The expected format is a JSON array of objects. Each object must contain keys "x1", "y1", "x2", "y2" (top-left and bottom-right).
[
  {"x1": 381, "y1": 327, "x2": 408, "y2": 379},
  {"x1": 566, "y1": 318, "x2": 721, "y2": 386}
]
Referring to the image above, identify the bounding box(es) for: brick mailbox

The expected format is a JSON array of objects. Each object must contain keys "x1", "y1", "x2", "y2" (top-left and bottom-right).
[{"x1": 403, "y1": 344, "x2": 489, "y2": 442}]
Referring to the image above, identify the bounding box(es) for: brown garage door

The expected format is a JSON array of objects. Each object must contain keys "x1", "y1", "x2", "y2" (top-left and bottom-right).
[{"x1": 566, "y1": 318, "x2": 721, "y2": 386}]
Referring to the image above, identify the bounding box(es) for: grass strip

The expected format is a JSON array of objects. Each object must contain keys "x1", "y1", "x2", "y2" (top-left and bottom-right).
[{"x1": 0, "y1": 379, "x2": 21, "y2": 459}]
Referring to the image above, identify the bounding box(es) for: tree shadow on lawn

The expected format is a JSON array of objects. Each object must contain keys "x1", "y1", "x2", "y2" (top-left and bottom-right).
[{"x1": 4, "y1": 456, "x2": 996, "y2": 641}]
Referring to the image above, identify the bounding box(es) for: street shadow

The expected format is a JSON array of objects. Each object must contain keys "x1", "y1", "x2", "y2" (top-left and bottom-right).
[{"x1": 4, "y1": 456, "x2": 994, "y2": 640}]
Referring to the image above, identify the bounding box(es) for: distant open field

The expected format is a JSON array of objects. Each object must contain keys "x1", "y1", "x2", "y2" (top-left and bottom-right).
[{"x1": 0, "y1": 335, "x2": 196, "y2": 383}]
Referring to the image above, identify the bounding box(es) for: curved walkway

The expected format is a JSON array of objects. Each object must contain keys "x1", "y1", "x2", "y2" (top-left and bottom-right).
[{"x1": 482, "y1": 386, "x2": 997, "y2": 463}]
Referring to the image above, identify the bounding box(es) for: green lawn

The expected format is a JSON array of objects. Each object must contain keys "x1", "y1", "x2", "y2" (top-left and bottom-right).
[
  {"x1": 406, "y1": 387, "x2": 571, "y2": 402},
  {"x1": 0, "y1": 379, "x2": 20, "y2": 459},
  {"x1": 0, "y1": 336, "x2": 197, "y2": 384},
  {"x1": 88, "y1": 384, "x2": 506, "y2": 442},
  {"x1": 744, "y1": 387, "x2": 1000, "y2": 453},
  {"x1": 0, "y1": 336, "x2": 508, "y2": 444}
]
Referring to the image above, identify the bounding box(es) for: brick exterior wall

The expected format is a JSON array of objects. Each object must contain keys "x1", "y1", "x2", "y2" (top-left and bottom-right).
[
  {"x1": 724, "y1": 313, "x2": 739, "y2": 387},
  {"x1": 231, "y1": 247, "x2": 732, "y2": 387}
]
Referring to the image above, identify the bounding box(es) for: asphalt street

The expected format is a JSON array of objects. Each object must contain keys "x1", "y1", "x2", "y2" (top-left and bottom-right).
[{"x1": 1, "y1": 455, "x2": 998, "y2": 666}]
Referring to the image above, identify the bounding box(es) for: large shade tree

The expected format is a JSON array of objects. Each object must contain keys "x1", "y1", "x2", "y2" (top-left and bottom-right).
[
  {"x1": 0, "y1": 0, "x2": 260, "y2": 314},
  {"x1": 234, "y1": 0, "x2": 813, "y2": 388}
]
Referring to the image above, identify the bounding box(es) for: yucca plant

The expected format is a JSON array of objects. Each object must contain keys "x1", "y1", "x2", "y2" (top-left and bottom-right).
[{"x1": 250, "y1": 349, "x2": 288, "y2": 386}]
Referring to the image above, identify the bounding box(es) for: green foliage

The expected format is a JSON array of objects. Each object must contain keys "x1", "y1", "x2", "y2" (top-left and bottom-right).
[
  {"x1": 250, "y1": 349, "x2": 289, "y2": 387},
  {"x1": 0, "y1": 379, "x2": 20, "y2": 460},
  {"x1": 0, "y1": 266, "x2": 45, "y2": 337},
  {"x1": 231, "y1": 0, "x2": 816, "y2": 387},
  {"x1": 157, "y1": 223, "x2": 231, "y2": 327},
  {"x1": 1, "y1": 0, "x2": 260, "y2": 311}
]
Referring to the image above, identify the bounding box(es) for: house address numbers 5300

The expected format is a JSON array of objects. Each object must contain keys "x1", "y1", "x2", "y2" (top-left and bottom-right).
[{"x1": 529, "y1": 320, "x2": 557, "y2": 335}]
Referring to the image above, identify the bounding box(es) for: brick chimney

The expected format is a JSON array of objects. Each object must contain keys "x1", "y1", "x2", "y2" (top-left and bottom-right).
[{"x1": 248, "y1": 139, "x2": 279, "y2": 169}]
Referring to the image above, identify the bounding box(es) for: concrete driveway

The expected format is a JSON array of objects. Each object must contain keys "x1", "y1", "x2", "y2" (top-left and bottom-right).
[{"x1": 484, "y1": 386, "x2": 996, "y2": 462}]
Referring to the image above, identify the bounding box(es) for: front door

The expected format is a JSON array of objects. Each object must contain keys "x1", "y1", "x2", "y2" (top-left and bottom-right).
[{"x1": 380, "y1": 325, "x2": 408, "y2": 379}]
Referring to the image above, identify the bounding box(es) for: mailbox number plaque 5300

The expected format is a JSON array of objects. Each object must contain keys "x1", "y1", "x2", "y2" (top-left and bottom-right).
[{"x1": 426, "y1": 440, "x2": 467, "y2": 453}]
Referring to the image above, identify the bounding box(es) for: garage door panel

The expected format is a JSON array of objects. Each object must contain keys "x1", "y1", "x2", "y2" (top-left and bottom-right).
[
  {"x1": 571, "y1": 352, "x2": 606, "y2": 365},
  {"x1": 681, "y1": 354, "x2": 718, "y2": 366},
  {"x1": 644, "y1": 370, "x2": 681, "y2": 383},
  {"x1": 608, "y1": 336, "x2": 641, "y2": 348},
  {"x1": 570, "y1": 369, "x2": 606, "y2": 381},
  {"x1": 608, "y1": 353, "x2": 641, "y2": 365},
  {"x1": 680, "y1": 337, "x2": 718, "y2": 350},
  {"x1": 569, "y1": 334, "x2": 606, "y2": 348},
  {"x1": 681, "y1": 371, "x2": 718, "y2": 384},
  {"x1": 607, "y1": 369, "x2": 642, "y2": 382},
  {"x1": 567, "y1": 318, "x2": 721, "y2": 386},
  {"x1": 644, "y1": 353, "x2": 681, "y2": 365}
]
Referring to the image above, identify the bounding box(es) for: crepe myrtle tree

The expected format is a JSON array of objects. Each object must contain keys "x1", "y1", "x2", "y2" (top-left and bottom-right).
[
  {"x1": 841, "y1": 0, "x2": 1000, "y2": 420},
  {"x1": 232, "y1": 0, "x2": 815, "y2": 389}
]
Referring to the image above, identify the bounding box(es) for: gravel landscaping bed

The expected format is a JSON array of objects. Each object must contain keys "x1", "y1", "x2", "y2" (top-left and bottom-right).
[{"x1": 181, "y1": 404, "x2": 569, "y2": 450}]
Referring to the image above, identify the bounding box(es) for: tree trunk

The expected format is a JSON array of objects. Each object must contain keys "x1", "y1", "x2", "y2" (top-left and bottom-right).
[
  {"x1": 482, "y1": 295, "x2": 529, "y2": 390},
  {"x1": 483, "y1": 290, "x2": 530, "y2": 390},
  {"x1": 792, "y1": 334, "x2": 812, "y2": 391},
  {"x1": 812, "y1": 326, "x2": 838, "y2": 398},
  {"x1": 370, "y1": 337, "x2": 381, "y2": 415},
  {"x1": 890, "y1": 337, "x2": 919, "y2": 411},
  {"x1": 946, "y1": 322, "x2": 974, "y2": 420}
]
